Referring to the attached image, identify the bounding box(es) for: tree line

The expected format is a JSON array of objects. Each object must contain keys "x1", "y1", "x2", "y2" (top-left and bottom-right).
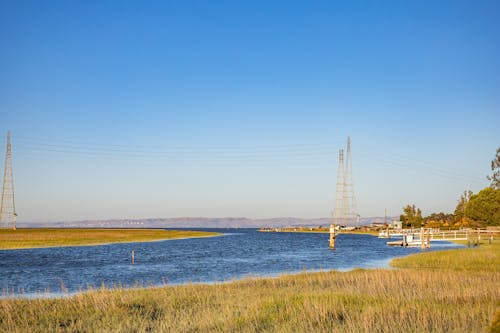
[{"x1": 400, "y1": 147, "x2": 500, "y2": 229}]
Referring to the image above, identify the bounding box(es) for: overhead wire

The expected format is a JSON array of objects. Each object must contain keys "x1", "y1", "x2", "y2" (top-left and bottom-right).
[{"x1": 0, "y1": 136, "x2": 489, "y2": 185}]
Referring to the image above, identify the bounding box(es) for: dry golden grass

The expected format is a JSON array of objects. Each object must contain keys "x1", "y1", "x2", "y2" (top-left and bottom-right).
[
  {"x1": 0, "y1": 269, "x2": 497, "y2": 332},
  {"x1": 0, "y1": 228, "x2": 220, "y2": 249},
  {"x1": 1, "y1": 240, "x2": 499, "y2": 332}
]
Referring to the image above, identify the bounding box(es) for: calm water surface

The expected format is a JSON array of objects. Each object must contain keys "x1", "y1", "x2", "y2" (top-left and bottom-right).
[{"x1": 0, "y1": 229, "x2": 462, "y2": 297}]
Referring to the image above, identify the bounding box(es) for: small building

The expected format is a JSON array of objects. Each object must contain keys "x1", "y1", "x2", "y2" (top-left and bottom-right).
[{"x1": 391, "y1": 220, "x2": 403, "y2": 229}]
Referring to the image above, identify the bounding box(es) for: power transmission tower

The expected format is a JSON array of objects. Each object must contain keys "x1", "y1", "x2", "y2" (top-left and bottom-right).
[
  {"x1": 333, "y1": 149, "x2": 345, "y2": 225},
  {"x1": 344, "y1": 136, "x2": 359, "y2": 225},
  {"x1": 333, "y1": 137, "x2": 359, "y2": 227},
  {"x1": 0, "y1": 131, "x2": 17, "y2": 229}
]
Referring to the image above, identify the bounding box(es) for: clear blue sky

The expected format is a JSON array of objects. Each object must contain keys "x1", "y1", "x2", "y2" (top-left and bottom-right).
[{"x1": 0, "y1": 1, "x2": 499, "y2": 222}]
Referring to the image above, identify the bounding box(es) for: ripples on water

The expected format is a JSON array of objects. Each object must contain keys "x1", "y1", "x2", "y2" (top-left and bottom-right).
[{"x1": 0, "y1": 229, "x2": 462, "y2": 297}]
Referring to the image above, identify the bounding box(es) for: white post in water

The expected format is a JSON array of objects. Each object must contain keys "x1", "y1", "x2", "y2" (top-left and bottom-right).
[
  {"x1": 420, "y1": 228, "x2": 425, "y2": 249},
  {"x1": 329, "y1": 224, "x2": 336, "y2": 249}
]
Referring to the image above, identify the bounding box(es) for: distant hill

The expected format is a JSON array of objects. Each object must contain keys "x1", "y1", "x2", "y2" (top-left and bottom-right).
[{"x1": 19, "y1": 216, "x2": 397, "y2": 229}]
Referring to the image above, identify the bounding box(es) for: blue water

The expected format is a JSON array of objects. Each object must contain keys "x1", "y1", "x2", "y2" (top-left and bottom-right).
[{"x1": 0, "y1": 229, "x2": 462, "y2": 297}]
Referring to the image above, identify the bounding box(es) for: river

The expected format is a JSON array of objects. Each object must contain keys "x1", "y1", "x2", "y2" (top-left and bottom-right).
[{"x1": 0, "y1": 229, "x2": 462, "y2": 297}]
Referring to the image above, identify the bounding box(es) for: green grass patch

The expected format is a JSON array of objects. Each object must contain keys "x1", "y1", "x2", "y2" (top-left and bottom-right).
[
  {"x1": 391, "y1": 240, "x2": 500, "y2": 272},
  {"x1": 0, "y1": 228, "x2": 220, "y2": 250}
]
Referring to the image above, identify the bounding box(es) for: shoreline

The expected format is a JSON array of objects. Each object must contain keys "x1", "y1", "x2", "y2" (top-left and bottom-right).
[
  {"x1": 1, "y1": 257, "x2": 398, "y2": 300},
  {"x1": 1, "y1": 239, "x2": 462, "y2": 300},
  {"x1": 0, "y1": 229, "x2": 221, "y2": 251},
  {"x1": 1, "y1": 240, "x2": 497, "y2": 331},
  {"x1": 259, "y1": 229, "x2": 379, "y2": 236},
  {"x1": 0, "y1": 233, "x2": 223, "y2": 251}
]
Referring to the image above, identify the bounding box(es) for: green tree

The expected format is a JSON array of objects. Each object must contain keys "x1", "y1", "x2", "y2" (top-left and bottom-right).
[
  {"x1": 400, "y1": 204, "x2": 423, "y2": 228},
  {"x1": 487, "y1": 147, "x2": 500, "y2": 189},
  {"x1": 466, "y1": 187, "x2": 500, "y2": 226},
  {"x1": 454, "y1": 190, "x2": 473, "y2": 226}
]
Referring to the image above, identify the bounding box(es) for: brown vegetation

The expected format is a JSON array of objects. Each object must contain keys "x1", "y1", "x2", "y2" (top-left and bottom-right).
[{"x1": 0, "y1": 241, "x2": 498, "y2": 332}]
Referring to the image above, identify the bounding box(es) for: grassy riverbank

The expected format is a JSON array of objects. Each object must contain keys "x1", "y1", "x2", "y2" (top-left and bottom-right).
[
  {"x1": 391, "y1": 241, "x2": 500, "y2": 272},
  {"x1": 0, "y1": 241, "x2": 498, "y2": 332},
  {"x1": 0, "y1": 228, "x2": 220, "y2": 250}
]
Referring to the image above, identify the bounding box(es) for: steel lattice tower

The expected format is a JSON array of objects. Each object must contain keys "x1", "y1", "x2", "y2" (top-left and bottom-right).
[
  {"x1": 333, "y1": 137, "x2": 359, "y2": 226},
  {"x1": 0, "y1": 131, "x2": 16, "y2": 229},
  {"x1": 333, "y1": 149, "x2": 345, "y2": 225},
  {"x1": 344, "y1": 136, "x2": 359, "y2": 225}
]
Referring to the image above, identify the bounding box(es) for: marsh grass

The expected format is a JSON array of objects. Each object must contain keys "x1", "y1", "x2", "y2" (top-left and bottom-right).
[
  {"x1": 0, "y1": 228, "x2": 220, "y2": 250},
  {"x1": 1, "y1": 240, "x2": 499, "y2": 332},
  {"x1": 391, "y1": 241, "x2": 500, "y2": 272}
]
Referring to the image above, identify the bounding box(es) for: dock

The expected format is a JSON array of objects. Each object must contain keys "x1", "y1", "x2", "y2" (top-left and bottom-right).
[{"x1": 385, "y1": 228, "x2": 498, "y2": 248}]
